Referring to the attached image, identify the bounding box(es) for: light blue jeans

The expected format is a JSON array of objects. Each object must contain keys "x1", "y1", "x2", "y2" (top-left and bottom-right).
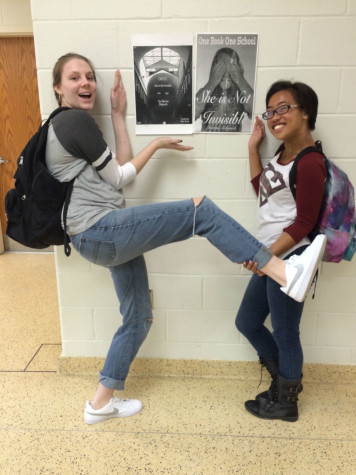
[{"x1": 70, "y1": 197, "x2": 273, "y2": 390}]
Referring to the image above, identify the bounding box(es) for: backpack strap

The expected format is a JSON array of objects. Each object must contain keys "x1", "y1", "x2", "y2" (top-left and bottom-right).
[
  {"x1": 46, "y1": 107, "x2": 74, "y2": 256},
  {"x1": 289, "y1": 141, "x2": 324, "y2": 201},
  {"x1": 46, "y1": 106, "x2": 71, "y2": 123},
  {"x1": 62, "y1": 180, "x2": 74, "y2": 257}
]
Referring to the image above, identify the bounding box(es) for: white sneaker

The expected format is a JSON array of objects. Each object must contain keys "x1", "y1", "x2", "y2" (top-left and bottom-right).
[
  {"x1": 84, "y1": 396, "x2": 142, "y2": 425},
  {"x1": 281, "y1": 234, "x2": 327, "y2": 303}
]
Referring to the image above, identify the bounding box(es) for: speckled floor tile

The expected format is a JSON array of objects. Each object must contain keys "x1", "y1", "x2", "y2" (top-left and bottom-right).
[
  {"x1": 1, "y1": 372, "x2": 356, "y2": 443},
  {"x1": 25, "y1": 344, "x2": 62, "y2": 372},
  {"x1": 0, "y1": 341, "x2": 42, "y2": 371},
  {"x1": 1, "y1": 254, "x2": 356, "y2": 475},
  {"x1": 0, "y1": 254, "x2": 61, "y2": 374},
  {"x1": 0, "y1": 253, "x2": 61, "y2": 344},
  {"x1": 1, "y1": 429, "x2": 356, "y2": 475}
]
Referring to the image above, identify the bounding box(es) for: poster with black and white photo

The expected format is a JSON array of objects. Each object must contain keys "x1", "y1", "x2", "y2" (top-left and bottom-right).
[
  {"x1": 195, "y1": 33, "x2": 258, "y2": 134},
  {"x1": 132, "y1": 34, "x2": 193, "y2": 135}
]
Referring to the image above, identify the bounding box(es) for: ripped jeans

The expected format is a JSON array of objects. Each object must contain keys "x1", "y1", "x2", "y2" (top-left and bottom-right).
[{"x1": 70, "y1": 197, "x2": 273, "y2": 390}]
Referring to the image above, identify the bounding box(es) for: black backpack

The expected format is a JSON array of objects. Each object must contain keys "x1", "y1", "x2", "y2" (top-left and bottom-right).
[{"x1": 5, "y1": 107, "x2": 74, "y2": 256}]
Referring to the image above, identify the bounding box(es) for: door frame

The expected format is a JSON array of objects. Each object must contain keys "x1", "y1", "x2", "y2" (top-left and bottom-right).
[{"x1": 0, "y1": 35, "x2": 42, "y2": 253}]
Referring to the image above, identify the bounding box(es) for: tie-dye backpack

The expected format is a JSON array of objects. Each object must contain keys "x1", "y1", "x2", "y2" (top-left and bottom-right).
[{"x1": 289, "y1": 141, "x2": 356, "y2": 263}]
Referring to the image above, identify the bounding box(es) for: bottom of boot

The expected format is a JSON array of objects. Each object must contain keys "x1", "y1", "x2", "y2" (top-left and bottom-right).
[{"x1": 244, "y1": 400, "x2": 298, "y2": 423}]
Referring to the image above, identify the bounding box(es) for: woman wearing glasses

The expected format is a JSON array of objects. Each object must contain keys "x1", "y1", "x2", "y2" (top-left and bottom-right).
[{"x1": 236, "y1": 81, "x2": 327, "y2": 422}]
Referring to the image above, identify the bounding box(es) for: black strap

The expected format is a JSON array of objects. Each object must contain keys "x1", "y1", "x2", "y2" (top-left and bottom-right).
[
  {"x1": 46, "y1": 107, "x2": 73, "y2": 256},
  {"x1": 47, "y1": 106, "x2": 71, "y2": 122},
  {"x1": 289, "y1": 141, "x2": 324, "y2": 201},
  {"x1": 63, "y1": 180, "x2": 74, "y2": 257}
]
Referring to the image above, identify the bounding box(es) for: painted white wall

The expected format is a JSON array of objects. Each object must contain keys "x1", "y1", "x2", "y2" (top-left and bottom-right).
[
  {"x1": 30, "y1": 0, "x2": 356, "y2": 364},
  {"x1": 0, "y1": 0, "x2": 33, "y2": 35}
]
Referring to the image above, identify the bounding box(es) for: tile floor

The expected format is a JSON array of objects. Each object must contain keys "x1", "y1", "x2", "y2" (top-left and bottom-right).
[{"x1": 1, "y1": 253, "x2": 356, "y2": 474}]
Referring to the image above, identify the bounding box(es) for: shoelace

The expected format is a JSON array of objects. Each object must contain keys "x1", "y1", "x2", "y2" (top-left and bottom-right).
[
  {"x1": 257, "y1": 364, "x2": 263, "y2": 388},
  {"x1": 310, "y1": 268, "x2": 319, "y2": 299}
]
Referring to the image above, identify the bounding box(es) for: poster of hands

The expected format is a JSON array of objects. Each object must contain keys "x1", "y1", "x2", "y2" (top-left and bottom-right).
[
  {"x1": 132, "y1": 34, "x2": 193, "y2": 135},
  {"x1": 195, "y1": 34, "x2": 258, "y2": 134},
  {"x1": 132, "y1": 33, "x2": 258, "y2": 135}
]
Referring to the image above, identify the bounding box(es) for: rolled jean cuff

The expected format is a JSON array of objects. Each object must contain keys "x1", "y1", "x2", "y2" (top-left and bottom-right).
[
  {"x1": 254, "y1": 245, "x2": 274, "y2": 269},
  {"x1": 99, "y1": 372, "x2": 125, "y2": 391}
]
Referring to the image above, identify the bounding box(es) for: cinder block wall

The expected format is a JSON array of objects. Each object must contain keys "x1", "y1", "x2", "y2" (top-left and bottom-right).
[{"x1": 30, "y1": 0, "x2": 356, "y2": 364}]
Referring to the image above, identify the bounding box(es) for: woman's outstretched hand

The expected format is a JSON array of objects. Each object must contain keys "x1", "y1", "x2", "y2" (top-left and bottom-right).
[
  {"x1": 154, "y1": 137, "x2": 194, "y2": 152},
  {"x1": 248, "y1": 116, "x2": 266, "y2": 151},
  {"x1": 111, "y1": 69, "x2": 127, "y2": 115},
  {"x1": 129, "y1": 137, "x2": 193, "y2": 174}
]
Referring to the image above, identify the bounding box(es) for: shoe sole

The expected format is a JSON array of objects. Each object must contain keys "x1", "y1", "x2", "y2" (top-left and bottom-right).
[
  {"x1": 84, "y1": 404, "x2": 142, "y2": 425},
  {"x1": 245, "y1": 403, "x2": 298, "y2": 422},
  {"x1": 84, "y1": 410, "x2": 142, "y2": 425},
  {"x1": 288, "y1": 235, "x2": 327, "y2": 302}
]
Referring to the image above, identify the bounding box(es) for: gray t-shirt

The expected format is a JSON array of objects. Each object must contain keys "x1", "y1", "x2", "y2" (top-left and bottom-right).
[{"x1": 45, "y1": 108, "x2": 136, "y2": 235}]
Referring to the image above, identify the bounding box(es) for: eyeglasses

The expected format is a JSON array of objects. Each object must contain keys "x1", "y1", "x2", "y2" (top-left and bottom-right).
[{"x1": 262, "y1": 104, "x2": 300, "y2": 120}]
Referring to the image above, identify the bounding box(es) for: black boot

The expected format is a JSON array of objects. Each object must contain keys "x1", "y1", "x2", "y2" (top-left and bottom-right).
[
  {"x1": 255, "y1": 357, "x2": 303, "y2": 401},
  {"x1": 255, "y1": 356, "x2": 279, "y2": 401},
  {"x1": 245, "y1": 375, "x2": 303, "y2": 422}
]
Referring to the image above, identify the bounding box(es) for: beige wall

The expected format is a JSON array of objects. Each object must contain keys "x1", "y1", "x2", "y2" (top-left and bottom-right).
[
  {"x1": 30, "y1": 0, "x2": 356, "y2": 364},
  {"x1": 0, "y1": 0, "x2": 32, "y2": 35}
]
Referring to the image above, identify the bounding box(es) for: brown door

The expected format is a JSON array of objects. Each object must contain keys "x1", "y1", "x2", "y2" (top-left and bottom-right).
[{"x1": 0, "y1": 37, "x2": 41, "y2": 251}]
